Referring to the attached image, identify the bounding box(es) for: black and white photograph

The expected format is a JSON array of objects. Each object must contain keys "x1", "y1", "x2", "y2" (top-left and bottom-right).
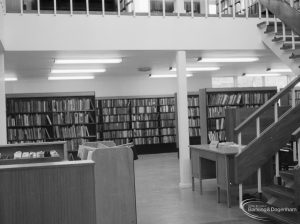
[{"x1": 0, "y1": 0, "x2": 299, "y2": 223}]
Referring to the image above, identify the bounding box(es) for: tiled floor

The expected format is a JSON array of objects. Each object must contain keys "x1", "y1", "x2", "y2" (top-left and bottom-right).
[{"x1": 134, "y1": 153, "x2": 262, "y2": 224}]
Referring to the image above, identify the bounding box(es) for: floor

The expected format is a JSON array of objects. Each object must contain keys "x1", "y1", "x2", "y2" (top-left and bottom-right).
[{"x1": 134, "y1": 153, "x2": 262, "y2": 224}]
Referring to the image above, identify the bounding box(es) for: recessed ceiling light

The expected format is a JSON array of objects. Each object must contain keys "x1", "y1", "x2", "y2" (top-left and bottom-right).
[
  {"x1": 54, "y1": 59, "x2": 122, "y2": 64},
  {"x1": 198, "y1": 57, "x2": 259, "y2": 63},
  {"x1": 169, "y1": 67, "x2": 220, "y2": 71},
  {"x1": 243, "y1": 73, "x2": 281, "y2": 77},
  {"x1": 50, "y1": 69, "x2": 106, "y2": 74},
  {"x1": 266, "y1": 68, "x2": 292, "y2": 73},
  {"x1": 149, "y1": 74, "x2": 193, "y2": 78},
  {"x1": 4, "y1": 77, "x2": 18, "y2": 81},
  {"x1": 48, "y1": 76, "x2": 95, "y2": 80}
]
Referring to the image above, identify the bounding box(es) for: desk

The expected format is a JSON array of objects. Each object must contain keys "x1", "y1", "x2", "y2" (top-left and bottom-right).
[{"x1": 190, "y1": 144, "x2": 241, "y2": 208}]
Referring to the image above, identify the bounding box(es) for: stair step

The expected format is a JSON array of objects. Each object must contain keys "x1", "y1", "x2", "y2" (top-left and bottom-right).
[
  {"x1": 257, "y1": 21, "x2": 267, "y2": 28},
  {"x1": 280, "y1": 170, "x2": 295, "y2": 180},
  {"x1": 290, "y1": 53, "x2": 300, "y2": 59},
  {"x1": 281, "y1": 43, "x2": 300, "y2": 50},
  {"x1": 273, "y1": 37, "x2": 300, "y2": 42},
  {"x1": 263, "y1": 185, "x2": 294, "y2": 201}
]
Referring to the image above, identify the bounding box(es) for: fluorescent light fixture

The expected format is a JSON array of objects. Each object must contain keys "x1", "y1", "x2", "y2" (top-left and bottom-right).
[
  {"x1": 266, "y1": 68, "x2": 292, "y2": 73},
  {"x1": 51, "y1": 69, "x2": 106, "y2": 74},
  {"x1": 149, "y1": 74, "x2": 193, "y2": 78},
  {"x1": 243, "y1": 73, "x2": 282, "y2": 77},
  {"x1": 198, "y1": 57, "x2": 259, "y2": 63},
  {"x1": 54, "y1": 58, "x2": 122, "y2": 64},
  {"x1": 169, "y1": 67, "x2": 220, "y2": 71},
  {"x1": 4, "y1": 77, "x2": 18, "y2": 81},
  {"x1": 48, "y1": 76, "x2": 95, "y2": 80}
]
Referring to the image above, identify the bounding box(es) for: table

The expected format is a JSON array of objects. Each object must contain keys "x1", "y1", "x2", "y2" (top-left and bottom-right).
[{"x1": 190, "y1": 144, "x2": 241, "y2": 208}]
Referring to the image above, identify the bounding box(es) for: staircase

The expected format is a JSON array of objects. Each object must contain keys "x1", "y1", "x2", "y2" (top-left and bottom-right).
[{"x1": 234, "y1": 1, "x2": 300, "y2": 223}]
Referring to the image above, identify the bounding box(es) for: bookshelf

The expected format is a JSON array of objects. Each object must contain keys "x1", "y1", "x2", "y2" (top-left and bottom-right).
[
  {"x1": 280, "y1": 87, "x2": 300, "y2": 106},
  {"x1": 6, "y1": 92, "x2": 96, "y2": 152},
  {"x1": 216, "y1": 0, "x2": 263, "y2": 16},
  {"x1": 96, "y1": 95, "x2": 177, "y2": 154},
  {"x1": 199, "y1": 87, "x2": 277, "y2": 144}
]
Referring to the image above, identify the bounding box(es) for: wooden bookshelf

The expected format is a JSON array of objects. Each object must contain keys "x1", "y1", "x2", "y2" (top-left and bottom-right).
[
  {"x1": 0, "y1": 141, "x2": 67, "y2": 165},
  {"x1": 200, "y1": 87, "x2": 277, "y2": 144},
  {"x1": 6, "y1": 92, "x2": 96, "y2": 152},
  {"x1": 96, "y1": 95, "x2": 177, "y2": 154},
  {"x1": 280, "y1": 87, "x2": 300, "y2": 106}
]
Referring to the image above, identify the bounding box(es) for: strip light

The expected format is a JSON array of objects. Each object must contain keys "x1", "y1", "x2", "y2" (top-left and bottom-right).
[
  {"x1": 48, "y1": 76, "x2": 95, "y2": 80},
  {"x1": 51, "y1": 69, "x2": 106, "y2": 74},
  {"x1": 243, "y1": 73, "x2": 281, "y2": 77},
  {"x1": 266, "y1": 68, "x2": 292, "y2": 73},
  {"x1": 198, "y1": 57, "x2": 259, "y2": 63},
  {"x1": 54, "y1": 58, "x2": 122, "y2": 64},
  {"x1": 169, "y1": 67, "x2": 220, "y2": 71},
  {"x1": 149, "y1": 74, "x2": 193, "y2": 78},
  {"x1": 4, "y1": 77, "x2": 18, "y2": 81}
]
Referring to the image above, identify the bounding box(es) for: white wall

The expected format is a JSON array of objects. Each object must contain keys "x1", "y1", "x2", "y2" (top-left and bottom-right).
[
  {"x1": 5, "y1": 75, "x2": 212, "y2": 97},
  {"x1": 3, "y1": 14, "x2": 264, "y2": 51}
]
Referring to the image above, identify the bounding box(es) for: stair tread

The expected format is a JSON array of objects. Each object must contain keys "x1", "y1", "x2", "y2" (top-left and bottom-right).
[
  {"x1": 263, "y1": 185, "x2": 294, "y2": 200},
  {"x1": 280, "y1": 170, "x2": 295, "y2": 179}
]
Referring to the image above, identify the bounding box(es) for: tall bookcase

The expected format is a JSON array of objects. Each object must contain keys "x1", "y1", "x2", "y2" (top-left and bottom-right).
[
  {"x1": 96, "y1": 95, "x2": 177, "y2": 154},
  {"x1": 199, "y1": 87, "x2": 277, "y2": 144},
  {"x1": 6, "y1": 92, "x2": 96, "y2": 152},
  {"x1": 280, "y1": 87, "x2": 300, "y2": 106}
]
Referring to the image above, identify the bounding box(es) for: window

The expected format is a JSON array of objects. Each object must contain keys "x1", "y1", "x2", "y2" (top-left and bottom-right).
[
  {"x1": 237, "y1": 76, "x2": 263, "y2": 87},
  {"x1": 265, "y1": 76, "x2": 288, "y2": 90}
]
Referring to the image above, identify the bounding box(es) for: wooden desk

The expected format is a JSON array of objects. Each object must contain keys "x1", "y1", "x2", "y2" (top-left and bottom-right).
[
  {"x1": 0, "y1": 161, "x2": 96, "y2": 224},
  {"x1": 190, "y1": 144, "x2": 241, "y2": 208}
]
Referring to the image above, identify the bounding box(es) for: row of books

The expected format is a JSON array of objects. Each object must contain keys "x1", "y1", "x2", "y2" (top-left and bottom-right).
[
  {"x1": 53, "y1": 112, "x2": 94, "y2": 125},
  {"x1": 102, "y1": 122, "x2": 130, "y2": 131},
  {"x1": 100, "y1": 99, "x2": 130, "y2": 108},
  {"x1": 103, "y1": 130, "x2": 133, "y2": 139},
  {"x1": 131, "y1": 114, "x2": 159, "y2": 121},
  {"x1": 161, "y1": 136, "x2": 176, "y2": 144},
  {"x1": 160, "y1": 113, "x2": 175, "y2": 120},
  {"x1": 160, "y1": 120, "x2": 176, "y2": 128},
  {"x1": 53, "y1": 125, "x2": 90, "y2": 138},
  {"x1": 159, "y1": 98, "x2": 175, "y2": 105},
  {"x1": 208, "y1": 118, "x2": 225, "y2": 130},
  {"x1": 101, "y1": 114, "x2": 131, "y2": 123},
  {"x1": 7, "y1": 128, "x2": 51, "y2": 141},
  {"x1": 208, "y1": 130, "x2": 226, "y2": 142},
  {"x1": 133, "y1": 137, "x2": 160, "y2": 145},
  {"x1": 7, "y1": 114, "x2": 52, "y2": 127},
  {"x1": 52, "y1": 99, "x2": 93, "y2": 111},
  {"x1": 188, "y1": 96, "x2": 199, "y2": 106},
  {"x1": 7, "y1": 100, "x2": 51, "y2": 113},
  {"x1": 160, "y1": 105, "x2": 175, "y2": 113},
  {"x1": 208, "y1": 93, "x2": 243, "y2": 106},
  {"x1": 188, "y1": 108, "x2": 200, "y2": 117},
  {"x1": 134, "y1": 129, "x2": 160, "y2": 137},
  {"x1": 132, "y1": 121, "x2": 159, "y2": 129},
  {"x1": 131, "y1": 106, "x2": 158, "y2": 114},
  {"x1": 189, "y1": 128, "x2": 200, "y2": 137},
  {"x1": 189, "y1": 118, "x2": 200, "y2": 127},
  {"x1": 161, "y1": 128, "x2": 176, "y2": 136},
  {"x1": 243, "y1": 92, "x2": 273, "y2": 104},
  {"x1": 131, "y1": 99, "x2": 158, "y2": 106},
  {"x1": 102, "y1": 107, "x2": 130, "y2": 115},
  {"x1": 207, "y1": 106, "x2": 227, "y2": 118}
]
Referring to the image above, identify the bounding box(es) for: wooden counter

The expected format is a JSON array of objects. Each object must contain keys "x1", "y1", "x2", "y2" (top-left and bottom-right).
[{"x1": 0, "y1": 161, "x2": 96, "y2": 224}]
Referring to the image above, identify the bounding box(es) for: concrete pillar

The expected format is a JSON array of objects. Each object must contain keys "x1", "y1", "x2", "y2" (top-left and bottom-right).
[
  {"x1": 176, "y1": 51, "x2": 192, "y2": 188},
  {"x1": 174, "y1": 0, "x2": 186, "y2": 13},
  {"x1": 0, "y1": 47, "x2": 6, "y2": 145}
]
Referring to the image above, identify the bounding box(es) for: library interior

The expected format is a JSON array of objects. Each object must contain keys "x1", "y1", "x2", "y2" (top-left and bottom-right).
[{"x1": 0, "y1": 0, "x2": 300, "y2": 224}]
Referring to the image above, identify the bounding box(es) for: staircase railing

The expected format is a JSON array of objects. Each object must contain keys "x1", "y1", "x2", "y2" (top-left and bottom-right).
[
  {"x1": 234, "y1": 75, "x2": 300, "y2": 207},
  {"x1": 259, "y1": 0, "x2": 300, "y2": 36}
]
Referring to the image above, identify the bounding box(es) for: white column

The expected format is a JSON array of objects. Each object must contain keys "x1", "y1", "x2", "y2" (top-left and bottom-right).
[
  {"x1": 176, "y1": 51, "x2": 192, "y2": 188},
  {"x1": 0, "y1": 51, "x2": 6, "y2": 144},
  {"x1": 175, "y1": 0, "x2": 186, "y2": 13}
]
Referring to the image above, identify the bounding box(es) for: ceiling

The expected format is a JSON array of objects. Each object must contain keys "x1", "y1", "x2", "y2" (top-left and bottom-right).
[{"x1": 4, "y1": 50, "x2": 291, "y2": 80}]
